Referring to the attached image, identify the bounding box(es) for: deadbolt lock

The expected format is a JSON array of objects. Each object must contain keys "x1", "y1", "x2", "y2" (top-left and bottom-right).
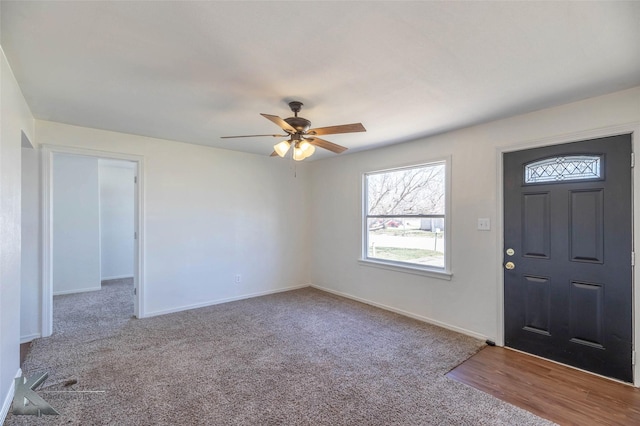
[
  {"x1": 506, "y1": 248, "x2": 515, "y2": 256},
  {"x1": 505, "y1": 261, "x2": 515, "y2": 270}
]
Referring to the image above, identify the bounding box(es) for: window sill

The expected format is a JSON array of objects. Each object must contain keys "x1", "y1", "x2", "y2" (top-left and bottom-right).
[{"x1": 358, "y1": 258, "x2": 452, "y2": 281}]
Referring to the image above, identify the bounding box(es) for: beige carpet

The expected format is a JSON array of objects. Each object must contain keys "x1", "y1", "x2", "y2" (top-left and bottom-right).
[{"x1": 5, "y1": 282, "x2": 552, "y2": 425}]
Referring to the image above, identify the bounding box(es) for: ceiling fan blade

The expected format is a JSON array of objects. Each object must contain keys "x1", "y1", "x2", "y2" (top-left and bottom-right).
[
  {"x1": 306, "y1": 137, "x2": 348, "y2": 154},
  {"x1": 270, "y1": 151, "x2": 279, "y2": 157},
  {"x1": 221, "y1": 134, "x2": 287, "y2": 139},
  {"x1": 307, "y1": 123, "x2": 366, "y2": 136},
  {"x1": 260, "y1": 113, "x2": 297, "y2": 133}
]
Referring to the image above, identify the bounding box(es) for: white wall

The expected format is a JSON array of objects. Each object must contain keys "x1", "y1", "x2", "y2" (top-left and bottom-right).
[
  {"x1": 309, "y1": 86, "x2": 640, "y2": 343},
  {"x1": 52, "y1": 153, "x2": 101, "y2": 295},
  {"x1": 99, "y1": 159, "x2": 134, "y2": 280},
  {"x1": 0, "y1": 48, "x2": 34, "y2": 421},
  {"x1": 36, "y1": 121, "x2": 311, "y2": 317},
  {"x1": 21, "y1": 146, "x2": 40, "y2": 342}
]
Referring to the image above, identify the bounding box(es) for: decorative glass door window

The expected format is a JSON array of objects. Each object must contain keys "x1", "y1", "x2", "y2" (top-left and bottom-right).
[{"x1": 524, "y1": 155, "x2": 602, "y2": 184}]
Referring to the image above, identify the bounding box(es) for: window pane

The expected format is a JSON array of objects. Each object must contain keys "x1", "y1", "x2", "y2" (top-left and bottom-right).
[
  {"x1": 524, "y1": 155, "x2": 602, "y2": 184},
  {"x1": 367, "y1": 217, "x2": 445, "y2": 268},
  {"x1": 367, "y1": 163, "x2": 445, "y2": 216}
]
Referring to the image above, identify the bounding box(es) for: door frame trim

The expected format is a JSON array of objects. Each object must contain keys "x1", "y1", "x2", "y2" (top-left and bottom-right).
[
  {"x1": 496, "y1": 122, "x2": 640, "y2": 386},
  {"x1": 40, "y1": 144, "x2": 145, "y2": 337}
]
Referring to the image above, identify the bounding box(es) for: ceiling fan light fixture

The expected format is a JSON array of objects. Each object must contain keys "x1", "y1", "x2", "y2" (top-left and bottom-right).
[
  {"x1": 293, "y1": 146, "x2": 305, "y2": 161},
  {"x1": 304, "y1": 144, "x2": 315, "y2": 158},
  {"x1": 292, "y1": 140, "x2": 316, "y2": 161},
  {"x1": 299, "y1": 140, "x2": 315, "y2": 158},
  {"x1": 273, "y1": 140, "x2": 291, "y2": 157},
  {"x1": 298, "y1": 140, "x2": 311, "y2": 151}
]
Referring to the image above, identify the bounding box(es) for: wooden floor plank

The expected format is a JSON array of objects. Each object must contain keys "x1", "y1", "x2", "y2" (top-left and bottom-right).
[
  {"x1": 446, "y1": 346, "x2": 640, "y2": 426},
  {"x1": 19, "y1": 342, "x2": 31, "y2": 367}
]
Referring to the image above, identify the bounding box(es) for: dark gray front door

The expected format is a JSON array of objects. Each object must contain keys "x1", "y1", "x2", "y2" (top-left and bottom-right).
[{"x1": 504, "y1": 134, "x2": 633, "y2": 383}]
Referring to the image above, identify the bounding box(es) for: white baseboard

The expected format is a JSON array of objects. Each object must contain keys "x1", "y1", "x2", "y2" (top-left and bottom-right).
[
  {"x1": 311, "y1": 284, "x2": 488, "y2": 341},
  {"x1": 139, "y1": 283, "x2": 487, "y2": 342},
  {"x1": 20, "y1": 333, "x2": 40, "y2": 344},
  {"x1": 53, "y1": 286, "x2": 101, "y2": 296},
  {"x1": 0, "y1": 368, "x2": 22, "y2": 424},
  {"x1": 143, "y1": 284, "x2": 310, "y2": 318},
  {"x1": 101, "y1": 275, "x2": 133, "y2": 281}
]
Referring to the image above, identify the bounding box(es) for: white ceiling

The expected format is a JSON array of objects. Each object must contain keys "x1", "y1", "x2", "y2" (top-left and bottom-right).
[{"x1": 2, "y1": 1, "x2": 640, "y2": 160}]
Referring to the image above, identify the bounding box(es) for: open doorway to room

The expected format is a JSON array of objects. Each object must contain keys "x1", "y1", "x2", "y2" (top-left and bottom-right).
[
  {"x1": 51, "y1": 154, "x2": 136, "y2": 335},
  {"x1": 41, "y1": 147, "x2": 143, "y2": 338}
]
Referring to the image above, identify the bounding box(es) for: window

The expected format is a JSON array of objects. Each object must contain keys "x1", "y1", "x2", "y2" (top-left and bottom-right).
[
  {"x1": 363, "y1": 160, "x2": 448, "y2": 274},
  {"x1": 524, "y1": 155, "x2": 602, "y2": 184}
]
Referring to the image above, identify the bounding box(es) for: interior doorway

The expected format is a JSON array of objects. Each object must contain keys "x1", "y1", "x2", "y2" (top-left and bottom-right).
[
  {"x1": 503, "y1": 134, "x2": 633, "y2": 382},
  {"x1": 41, "y1": 146, "x2": 144, "y2": 337}
]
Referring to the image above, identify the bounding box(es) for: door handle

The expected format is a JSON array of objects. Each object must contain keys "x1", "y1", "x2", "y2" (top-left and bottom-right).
[{"x1": 505, "y1": 261, "x2": 515, "y2": 270}]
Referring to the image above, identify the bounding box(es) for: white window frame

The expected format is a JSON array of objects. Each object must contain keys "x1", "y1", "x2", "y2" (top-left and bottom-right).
[{"x1": 359, "y1": 157, "x2": 452, "y2": 280}]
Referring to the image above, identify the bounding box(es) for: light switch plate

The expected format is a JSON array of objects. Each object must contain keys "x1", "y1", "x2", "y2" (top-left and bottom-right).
[{"x1": 477, "y1": 218, "x2": 491, "y2": 231}]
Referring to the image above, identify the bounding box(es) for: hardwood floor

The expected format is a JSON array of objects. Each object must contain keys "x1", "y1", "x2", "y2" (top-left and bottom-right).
[
  {"x1": 20, "y1": 342, "x2": 31, "y2": 367},
  {"x1": 447, "y1": 346, "x2": 640, "y2": 425}
]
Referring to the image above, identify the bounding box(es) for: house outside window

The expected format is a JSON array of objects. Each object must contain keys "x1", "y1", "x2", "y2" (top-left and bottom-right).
[{"x1": 363, "y1": 160, "x2": 449, "y2": 276}]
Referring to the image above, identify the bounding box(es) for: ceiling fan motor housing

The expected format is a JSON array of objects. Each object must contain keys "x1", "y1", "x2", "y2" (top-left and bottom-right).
[
  {"x1": 284, "y1": 116, "x2": 311, "y2": 133},
  {"x1": 284, "y1": 101, "x2": 310, "y2": 133}
]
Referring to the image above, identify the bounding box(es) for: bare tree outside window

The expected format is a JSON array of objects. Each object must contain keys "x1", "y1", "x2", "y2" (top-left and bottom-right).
[{"x1": 365, "y1": 162, "x2": 446, "y2": 269}]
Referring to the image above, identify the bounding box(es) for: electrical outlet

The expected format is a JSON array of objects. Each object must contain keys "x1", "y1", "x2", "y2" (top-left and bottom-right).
[
  {"x1": 235, "y1": 274, "x2": 241, "y2": 283},
  {"x1": 477, "y1": 218, "x2": 491, "y2": 231}
]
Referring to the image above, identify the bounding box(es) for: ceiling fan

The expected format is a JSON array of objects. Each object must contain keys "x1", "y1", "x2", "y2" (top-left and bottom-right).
[{"x1": 221, "y1": 101, "x2": 366, "y2": 161}]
